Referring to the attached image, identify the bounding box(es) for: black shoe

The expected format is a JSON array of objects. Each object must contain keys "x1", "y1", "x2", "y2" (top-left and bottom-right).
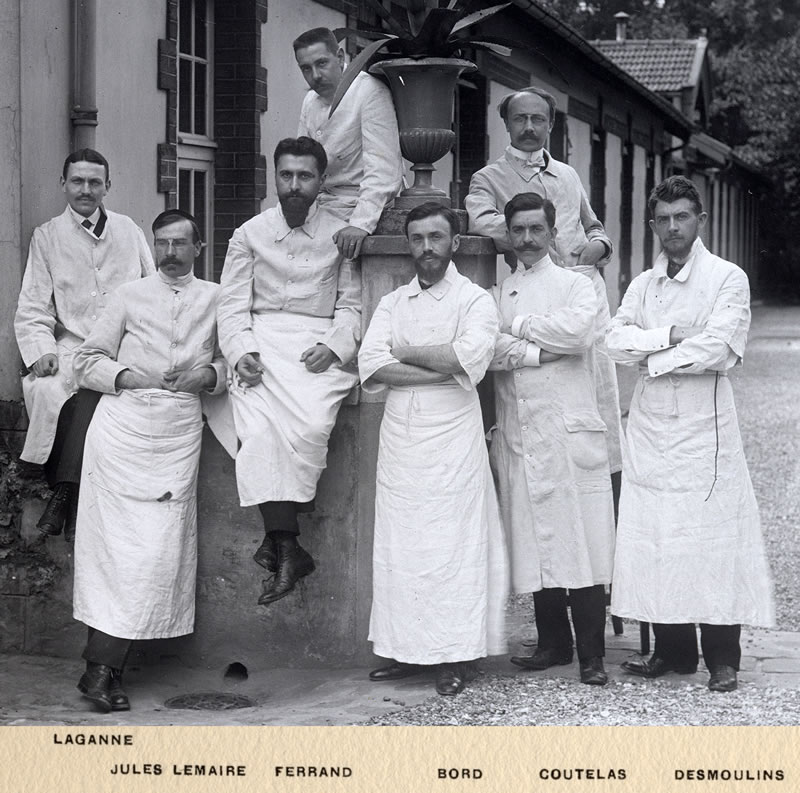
[
  {"x1": 579, "y1": 657, "x2": 608, "y2": 686},
  {"x1": 435, "y1": 663, "x2": 466, "y2": 696},
  {"x1": 510, "y1": 648, "x2": 574, "y2": 671},
  {"x1": 108, "y1": 669, "x2": 130, "y2": 711},
  {"x1": 369, "y1": 661, "x2": 426, "y2": 681},
  {"x1": 63, "y1": 488, "x2": 79, "y2": 544},
  {"x1": 77, "y1": 663, "x2": 113, "y2": 713},
  {"x1": 257, "y1": 543, "x2": 315, "y2": 605},
  {"x1": 253, "y1": 537, "x2": 277, "y2": 572},
  {"x1": 37, "y1": 483, "x2": 74, "y2": 537},
  {"x1": 708, "y1": 664, "x2": 738, "y2": 692},
  {"x1": 621, "y1": 655, "x2": 697, "y2": 678}
]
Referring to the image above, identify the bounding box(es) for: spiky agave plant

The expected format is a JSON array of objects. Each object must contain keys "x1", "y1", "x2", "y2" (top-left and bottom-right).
[{"x1": 329, "y1": 0, "x2": 521, "y2": 116}]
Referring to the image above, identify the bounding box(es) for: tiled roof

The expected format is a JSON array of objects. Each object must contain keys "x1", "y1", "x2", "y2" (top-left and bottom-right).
[{"x1": 592, "y1": 39, "x2": 705, "y2": 93}]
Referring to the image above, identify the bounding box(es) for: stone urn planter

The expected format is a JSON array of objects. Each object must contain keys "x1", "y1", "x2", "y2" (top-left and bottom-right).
[{"x1": 370, "y1": 57, "x2": 476, "y2": 208}]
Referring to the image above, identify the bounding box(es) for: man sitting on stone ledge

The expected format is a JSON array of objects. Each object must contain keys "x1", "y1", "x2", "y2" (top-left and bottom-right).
[
  {"x1": 14, "y1": 148, "x2": 154, "y2": 543},
  {"x1": 359, "y1": 202, "x2": 508, "y2": 696},
  {"x1": 294, "y1": 26, "x2": 403, "y2": 259},
  {"x1": 217, "y1": 137, "x2": 361, "y2": 607}
]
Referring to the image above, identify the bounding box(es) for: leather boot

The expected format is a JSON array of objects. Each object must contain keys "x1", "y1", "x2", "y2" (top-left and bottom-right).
[
  {"x1": 258, "y1": 541, "x2": 315, "y2": 605},
  {"x1": 37, "y1": 483, "x2": 74, "y2": 537},
  {"x1": 109, "y1": 669, "x2": 131, "y2": 711},
  {"x1": 63, "y1": 487, "x2": 79, "y2": 544},
  {"x1": 253, "y1": 535, "x2": 277, "y2": 572},
  {"x1": 77, "y1": 662, "x2": 113, "y2": 713}
]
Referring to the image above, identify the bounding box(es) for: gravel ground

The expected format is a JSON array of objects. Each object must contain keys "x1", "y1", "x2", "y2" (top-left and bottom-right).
[
  {"x1": 363, "y1": 672, "x2": 800, "y2": 726},
  {"x1": 363, "y1": 304, "x2": 800, "y2": 726}
]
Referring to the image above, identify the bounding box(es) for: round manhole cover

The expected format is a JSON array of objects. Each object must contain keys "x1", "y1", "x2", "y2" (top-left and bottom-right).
[{"x1": 164, "y1": 692, "x2": 256, "y2": 710}]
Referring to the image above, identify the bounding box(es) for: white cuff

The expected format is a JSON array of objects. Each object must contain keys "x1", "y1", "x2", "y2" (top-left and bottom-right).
[
  {"x1": 647, "y1": 347, "x2": 679, "y2": 377},
  {"x1": 510, "y1": 315, "x2": 526, "y2": 338},
  {"x1": 522, "y1": 343, "x2": 541, "y2": 367}
]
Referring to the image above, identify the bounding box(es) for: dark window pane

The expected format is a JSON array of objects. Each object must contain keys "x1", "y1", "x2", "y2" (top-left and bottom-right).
[
  {"x1": 179, "y1": 0, "x2": 192, "y2": 55},
  {"x1": 195, "y1": 0, "x2": 207, "y2": 60},
  {"x1": 194, "y1": 171, "x2": 207, "y2": 277},
  {"x1": 179, "y1": 59, "x2": 192, "y2": 132},
  {"x1": 194, "y1": 63, "x2": 206, "y2": 135},
  {"x1": 178, "y1": 169, "x2": 192, "y2": 212}
]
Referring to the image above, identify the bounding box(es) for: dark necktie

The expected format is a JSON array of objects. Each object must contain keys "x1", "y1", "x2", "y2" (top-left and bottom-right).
[{"x1": 82, "y1": 212, "x2": 106, "y2": 237}]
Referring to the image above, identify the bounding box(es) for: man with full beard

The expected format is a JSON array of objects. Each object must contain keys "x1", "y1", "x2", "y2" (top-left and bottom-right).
[
  {"x1": 217, "y1": 137, "x2": 361, "y2": 606},
  {"x1": 359, "y1": 202, "x2": 508, "y2": 696}
]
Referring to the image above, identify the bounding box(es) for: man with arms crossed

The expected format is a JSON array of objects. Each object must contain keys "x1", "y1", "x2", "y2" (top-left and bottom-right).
[
  {"x1": 359, "y1": 202, "x2": 508, "y2": 696},
  {"x1": 489, "y1": 193, "x2": 615, "y2": 686},
  {"x1": 72, "y1": 209, "x2": 226, "y2": 712},
  {"x1": 607, "y1": 176, "x2": 774, "y2": 692},
  {"x1": 15, "y1": 149, "x2": 153, "y2": 542},
  {"x1": 295, "y1": 26, "x2": 403, "y2": 259},
  {"x1": 217, "y1": 137, "x2": 361, "y2": 607}
]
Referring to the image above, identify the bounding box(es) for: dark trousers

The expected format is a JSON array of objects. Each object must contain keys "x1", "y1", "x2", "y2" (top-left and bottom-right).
[
  {"x1": 44, "y1": 388, "x2": 102, "y2": 488},
  {"x1": 653, "y1": 622, "x2": 741, "y2": 670},
  {"x1": 258, "y1": 499, "x2": 315, "y2": 537},
  {"x1": 82, "y1": 627, "x2": 132, "y2": 670},
  {"x1": 533, "y1": 585, "x2": 607, "y2": 661}
]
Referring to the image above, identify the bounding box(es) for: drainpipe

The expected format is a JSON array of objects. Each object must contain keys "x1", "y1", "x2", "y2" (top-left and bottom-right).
[{"x1": 71, "y1": 0, "x2": 97, "y2": 149}]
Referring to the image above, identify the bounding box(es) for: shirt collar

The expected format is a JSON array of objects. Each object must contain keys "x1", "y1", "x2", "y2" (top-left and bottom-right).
[
  {"x1": 274, "y1": 201, "x2": 321, "y2": 242},
  {"x1": 652, "y1": 237, "x2": 705, "y2": 282},
  {"x1": 519, "y1": 252, "x2": 552, "y2": 274},
  {"x1": 157, "y1": 270, "x2": 196, "y2": 290},
  {"x1": 408, "y1": 261, "x2": 457, "y2": 301},
  {"x1": 69, "y1": 205, "x2": 102, "y2": 227}
]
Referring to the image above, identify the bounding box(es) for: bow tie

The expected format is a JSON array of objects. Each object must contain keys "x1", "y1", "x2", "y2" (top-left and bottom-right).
[{"x1": 521, "y1": 154, "x2": 545, "y2": 169}]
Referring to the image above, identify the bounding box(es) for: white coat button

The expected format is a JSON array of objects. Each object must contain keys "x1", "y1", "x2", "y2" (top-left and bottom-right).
[
  {"x1": 515, "y1": 372, "x2": 521, "y2": 378},
  {"x1": 522, "y1": 425, "x2": 528, "y2": 430},
  {"x1": 171, "y1": 342, "x2": 177, "y2": 348},
  {"x1": 287, "y1": 254, "x2": 294, "y2": 260},
  {"x1": 518, "y1": 398, "x2": 524, "y2": 404},
  {"x1": 90, "y1": 291, "x2": 96, "y2": 296},
  {"x1": 91, "y1": 315, "x2": 96, "y2": 320}
]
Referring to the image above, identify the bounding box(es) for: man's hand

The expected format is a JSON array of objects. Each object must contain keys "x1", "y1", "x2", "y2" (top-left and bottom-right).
[
  {"x1": 31, "y1": 353, "x2": 59, "y2": 377},
  {"x1": 539, "y1": 350, "x2": 564, "y2": 363},
  {"x1": 235, "y1": 353, "x2": 264, "y2": 387},
  {"x1": 116, "y1": 369, "x2": 163, "y2": 390},
  {"x1": 332, "y1": 225, "x2": 369, "y2": 259},
  {"x1": 669, "y1": 325, "x2": 704, "y2": 345},
  {"x1": 300, "y1": 344, "x2": 339, "y2": 373},
  {"x1": 162, "y1": 366, "x2": 216, "y2": 394},
  {"x1": 576, "y1": 239, "x2": 608, "y2": 268}
]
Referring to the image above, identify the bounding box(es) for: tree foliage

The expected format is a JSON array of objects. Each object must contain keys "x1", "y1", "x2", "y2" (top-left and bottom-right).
[{"x1": 539, "y1": 0, "x2": 800, "y2": 286}]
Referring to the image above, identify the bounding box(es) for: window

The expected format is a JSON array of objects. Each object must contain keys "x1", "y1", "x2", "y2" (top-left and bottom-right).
[{"x1": 177, "y1": 0, "x2": 215, "y2": 279}]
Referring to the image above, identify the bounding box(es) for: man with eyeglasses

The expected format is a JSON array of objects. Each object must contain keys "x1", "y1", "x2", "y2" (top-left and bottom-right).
[
  {"x1": 71, "y1": 209, "x2": 226, "y2": 713},
  {"x1": 14, "y1": 149, "x2": 154, "y2": 543}
]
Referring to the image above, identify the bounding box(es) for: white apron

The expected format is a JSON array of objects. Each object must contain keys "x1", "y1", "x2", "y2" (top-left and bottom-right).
[
  {"x1": 611, "y1": 370, "x2": 775, "y2": 626},
  {"x1": 229, "y1": 311, "x2": 359, "y2": 506},
  {"x1": 73, "y1": 390, "x2": 202, "y2": 640},
  {"x1": 369, "y1": 384, "x2": 509, "y2": 665}
]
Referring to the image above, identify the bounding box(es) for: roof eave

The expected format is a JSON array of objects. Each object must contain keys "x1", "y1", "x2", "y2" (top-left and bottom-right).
[{"x1": 509, "y1": 0, "x2": 694, "y2": 138}]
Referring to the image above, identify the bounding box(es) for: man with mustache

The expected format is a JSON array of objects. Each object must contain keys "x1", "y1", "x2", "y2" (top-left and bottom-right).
[
  {"x1": 489, "y1": 192, "x2": 615, "y2": 686},
  {"x1": 217, "y1": 137, "x2": 361, "y2": 606},
  {"x1": 466, "y1": 88, "x2": 622, "y2": 518},
  {"x1": 607, "y1": 176, "x2": 774, "y2": 692},
  {"x1": 14, "y1": 149, "x2": 154, "y2": 543},
  {"x1": 359, "y1": 202, "x2": 508, "y2": 696},
  {"x1": 72, "y1": 209, "x2": 226, "y2": 712},
  {"x1": 294, "y1": 27, "x2": 403, "y2": 260}
]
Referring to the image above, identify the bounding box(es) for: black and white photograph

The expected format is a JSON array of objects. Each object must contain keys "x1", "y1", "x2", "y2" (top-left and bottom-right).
[{"x1": 1, "y1": 0, "x2": 799, "y2": 788}]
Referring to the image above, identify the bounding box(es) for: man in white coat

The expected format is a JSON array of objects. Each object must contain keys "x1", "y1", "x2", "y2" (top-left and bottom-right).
[
  {"x1": 217, "y1": 137, "x2": 361, "y2": 607},
  {"x1": 489, "y1": 193, "x2": 615, "y2": 686},
  {"x1": 72, "y1": 209, "x2": 226, "y2": 712},
  {"x1": 14, "y1": 149, "x2": 154, "y2": 542},
  {"x1": 607, "y1": 176, "x2": 774, "y2": 692},
  {"x1": 295, "y1": 26, "x2": 403, "y2": 259},
  {"x1": 359, "y1": 202, "x2": 508, "y2": 697},
  {"x1": 465, "y1": 87, "x2": 622, "y2": 504}
]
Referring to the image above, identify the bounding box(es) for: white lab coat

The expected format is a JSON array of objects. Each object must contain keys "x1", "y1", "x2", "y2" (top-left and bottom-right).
[
  {"x1": 490, "y1": 256, "x2": 616, "y2": 594},
  {"x1": 14, "y1": 207, "x2": 153, "y2": 463},
  {"x1": 607, "y1": 238, "x2": 774, "y2": 626}
]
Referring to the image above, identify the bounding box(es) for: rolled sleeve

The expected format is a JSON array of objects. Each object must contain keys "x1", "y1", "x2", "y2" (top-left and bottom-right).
[
  {"x1": 451, "y1": 290, "x2": 499, "y2": 389},
  {"x1": 358, "y1": 295, "x2": 397, "y2": 393}
]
